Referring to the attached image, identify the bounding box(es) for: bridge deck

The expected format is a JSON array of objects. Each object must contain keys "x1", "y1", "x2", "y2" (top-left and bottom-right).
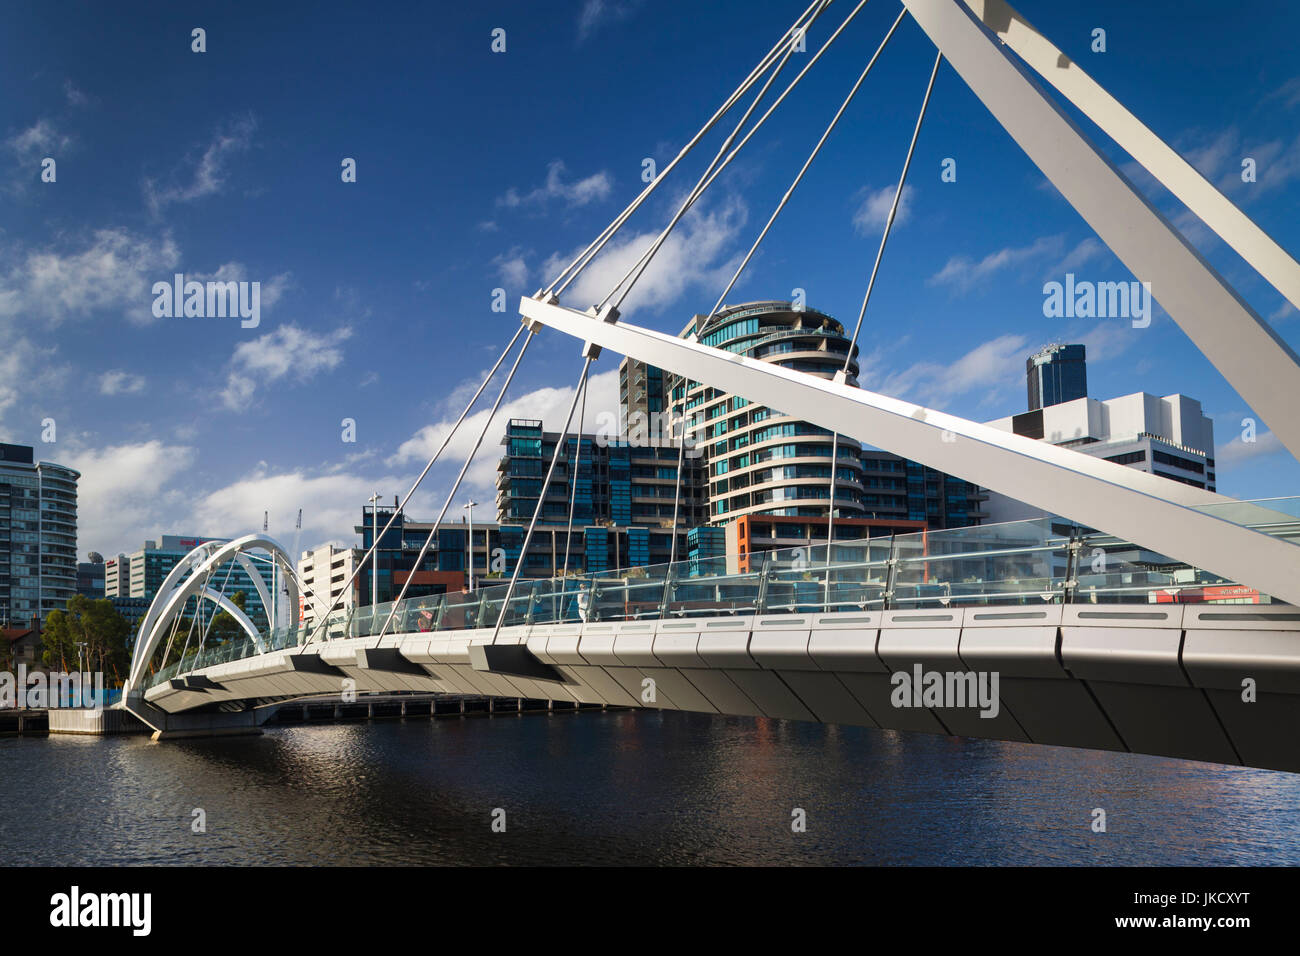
[{"x1": 137, "y1": 603, "x2": 1300, "y2": 774}]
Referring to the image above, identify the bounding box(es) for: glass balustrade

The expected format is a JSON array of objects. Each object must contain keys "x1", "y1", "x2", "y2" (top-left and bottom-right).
[{"x1": 145, "y1": 511, "x2": 1295, "y2": 689}]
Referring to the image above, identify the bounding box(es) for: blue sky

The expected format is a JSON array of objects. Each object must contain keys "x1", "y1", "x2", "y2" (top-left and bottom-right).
[{"x1": 1, "y1": 0, "x2": 1298, "y2": 559}]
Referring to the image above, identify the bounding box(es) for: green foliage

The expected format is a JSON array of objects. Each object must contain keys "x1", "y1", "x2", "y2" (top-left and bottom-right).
[
  {"x1": 204, "y1": 590, "x2": 247, "y2": 647},
  {"x1": 40, "y1": 595, "x2": 131, "y2": 683}
]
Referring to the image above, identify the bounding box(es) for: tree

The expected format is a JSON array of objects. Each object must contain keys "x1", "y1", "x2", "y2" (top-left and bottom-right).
[
  {"x1": 41, "y1": 596, "x2": 131, "y2": 684},
  {"x1": 205, "y1": 590, "x2": 248, "y2": 647}
]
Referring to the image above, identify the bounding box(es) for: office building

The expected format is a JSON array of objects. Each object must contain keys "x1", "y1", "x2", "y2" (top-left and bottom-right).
[
  {"x1": 1027, "y1": 342, "x2": 1088, "y2": 411},
  {"x1": 986, "y1": 390, "x2": 1216, "y2": 522},
  {"x1": 0, "y1": 442, "x2": 79, "y2": 625},
  {"x1": 117, "y1": 534, "x2": 278, "y2": 630},
  {"x1": 496, "y1": 419, "x2": 706, "y2": 530},
  {"x1": 76, "y1": 553, "x2": 106, "y2": 599},
  {"x1": 354, "y1": 506, "x2": 722, "y2": 605},
  {"x1": 110, "y1": 596, "x2": 150, "y2": 640}
]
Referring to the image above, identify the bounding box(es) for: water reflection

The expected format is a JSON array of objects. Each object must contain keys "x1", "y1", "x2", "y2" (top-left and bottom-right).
[{"x1": 3, "y1": 712, "x2": 1298, "y2": 866}]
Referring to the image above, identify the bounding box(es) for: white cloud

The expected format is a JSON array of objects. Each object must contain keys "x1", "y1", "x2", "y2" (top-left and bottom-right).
[
  {"x1": 1216, "y1": 429, "x2": 1284, "y2": 468},
  {"x1": 492, "y1": 248, "x2": 530, "y2": 288},
  {"x1": 220, "y1": 324, "x2": 352, "y2": 411},
  {"x1": 497, "y1": 160, "x2": 612, "y2": 210},
  {"x1": 852, "y1": 184, "x2": 913, "y2": 235},
  {"x1": 928, "y1": 235, "x2": 1063, "y2": 293},
  {"x1": 1049, "y1": 237, "x2": 1108, "y2": 274},
  {"x1": 577, "y1": 0, "x2": 645, "y2": 43},
  {"x1": 194, "y1": 262, "x2": 292, "y2": 311},
  {"x1": 0, "y1": 336, "x2": 60, "y2": 422},
  {"x1": 1267, "y1": 77, "x2": 1300, "y2": 109},
  {"x1": 64, "y1": 80, "x2": 89, "y2": 108},
  {"x1": 190, "y1": 465, "x2": 413, "y2": 563},
  {"x1": 392, "y1": 368, "x2": 622, "y2": 502},
  {"x1": 541, "y1": 194, "x2": 746, "y2": 315},
  {"x1": 62, "y1": 441, "x2": 196, "y2": 558},
  {"x1": 0, "y1": 227, "x2": 181, "y2": 326},
  {"x1": 5, "y1": 119, "x2": 71, "y2": 162},
  {"x1": 144, "y1": 114, "x2": 256, "y2": 214},
  {"x1": 866, "y1": 333, "x2": 1030, "y2": 409},
  {"x1": 99, "y1": 370, "x2": 146, "y2": 395}
]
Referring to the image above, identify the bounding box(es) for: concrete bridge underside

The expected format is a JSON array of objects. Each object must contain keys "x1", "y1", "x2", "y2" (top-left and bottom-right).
[{"x1": 135, "y1": 604, "x2": 1300, "y2": 773}]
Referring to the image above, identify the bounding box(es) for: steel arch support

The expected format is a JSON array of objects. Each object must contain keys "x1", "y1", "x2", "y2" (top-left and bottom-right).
[
  {"x1": 519, "y1": 295, "x2": 1300, "y2": 607},
  {"x1": 199, "y1": 587, "x2": 266, "y2": 649},
  {"x1": 126, "y1": 534, "x2": 296, "y2": 690},
  {"x1": 900, "y1": 0, "x2": 1300, "y2": 460}
]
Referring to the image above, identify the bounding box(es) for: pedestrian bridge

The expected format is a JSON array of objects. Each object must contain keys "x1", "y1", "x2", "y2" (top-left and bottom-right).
[
  {"x1": 124, "y1": 509, "x2": 1300, "y2": 774},
  {"x1": 125, "y1": 0, "x2": 1300, "y2": 776}
]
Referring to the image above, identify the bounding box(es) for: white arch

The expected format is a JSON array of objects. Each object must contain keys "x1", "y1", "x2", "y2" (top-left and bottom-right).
[{"x1": 126, "y1": 534, "x2": 299, "y2": 691}]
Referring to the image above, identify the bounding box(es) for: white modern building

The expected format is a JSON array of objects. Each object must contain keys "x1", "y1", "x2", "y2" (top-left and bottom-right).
[
  {"x1": 297, "y1": 544, "x2": 360, "y2": 629},
  {"x1": 984, "y1": 391, "x2": 1216, "y2": 522}
]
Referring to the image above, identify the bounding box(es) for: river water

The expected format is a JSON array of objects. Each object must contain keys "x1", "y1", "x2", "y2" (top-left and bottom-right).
[{"x1": 3, "y1": 711, "x2": 1298, "y2": 865}]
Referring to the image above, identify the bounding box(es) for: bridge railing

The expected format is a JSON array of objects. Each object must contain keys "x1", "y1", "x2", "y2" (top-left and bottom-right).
[{"x1": 147, "y1": 503, "x2": 1298, "y2": 687}]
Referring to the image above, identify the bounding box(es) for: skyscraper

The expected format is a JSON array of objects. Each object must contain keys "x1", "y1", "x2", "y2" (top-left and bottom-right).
[
  {"x1": 1026, "y1": 343, "x2": 1088, "y2": 410},
  {"x1": 0, "y1": 442, "x2": 79, "y2": 625}
]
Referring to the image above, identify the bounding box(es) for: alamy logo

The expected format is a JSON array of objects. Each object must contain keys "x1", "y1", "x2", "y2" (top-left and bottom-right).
[
  {"x1": 152, "y1": 273, "x2": 261, "y2": 328},
  {"x1": 49, "y1": 886, "x2": 151, "y2": 936},
  {"x1": 0, "y1": 666, "x2": 103, "y2": 711},
  {"x1": 890, "y1": 665, "x2": 1000, "y2": 719},
  {"x1": 1042, "y1": 273, "x2": 1152, "y2": 328}
]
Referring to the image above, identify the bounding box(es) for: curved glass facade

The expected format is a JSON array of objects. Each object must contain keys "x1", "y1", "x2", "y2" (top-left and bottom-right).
[{"x1": 669, "y1": 301, "x2": 867, "y2": 525}]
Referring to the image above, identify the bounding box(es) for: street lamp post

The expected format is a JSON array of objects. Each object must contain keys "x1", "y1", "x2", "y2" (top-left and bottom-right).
[
  {"x1": 74, "y1": 641, "x2": 88, "y2": 708},
  {"x1": 368, "y1": 492, "x2": 382, "y2": 607},
  {"x1": 462, "y1": 500, "x2": 478, "y2": 592}
]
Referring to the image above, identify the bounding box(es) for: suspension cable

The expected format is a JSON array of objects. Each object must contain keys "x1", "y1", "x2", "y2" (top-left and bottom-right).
[
  {"x1": 826, "y1": 49, "x2": 942, "y2": 556},
  {"x1": 175, "y1": 563, "x2": 213, "y2": 671},
  {"x1": 198, "y1": 556, "x2": 238, "y2": 650},
  {"x1": 604, "y1": 0, "x2": 872, "y2": 313},
  {"x1": 547, "y1": 0, "x2": 830, "y2": 297},
  {"x1": 600, "y1": 19, "x2": 806, "y2": 313},
  {"x1": 711, "y1": 7, "x2": 908, "y2": 317},
  {"x1": 491, "y1": 356, "x2": 594, "y2": 642},
  {"x1": 560, "y1": 366, "x2": 590, "y2": 578},
  {"x1": 665, "y1": 370, "x2": 696, "y2": 567},
  {"x1": 376, "y1": 330, "x2": 539, "y2": 639},
  {"x1": 302, "y1": 323, "x2": 527, "y2": 648}
]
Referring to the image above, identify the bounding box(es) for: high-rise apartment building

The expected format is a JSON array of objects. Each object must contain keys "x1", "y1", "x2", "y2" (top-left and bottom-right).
[
  {"x1": 297, "y1": 544, "x2": 361, "y2": 628},
  {"x1": 670, "y1": 302, "x2": 870, "y2": 525},
  {"x1": 618, "y1": 357, "x2": 667, "y2": 436},
  {"x1": 0, "y1": 442, "x2": 79, "y2": 625},
  {"x1": 666, "y1": 302, "x2": 986, "y2": 544}
]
